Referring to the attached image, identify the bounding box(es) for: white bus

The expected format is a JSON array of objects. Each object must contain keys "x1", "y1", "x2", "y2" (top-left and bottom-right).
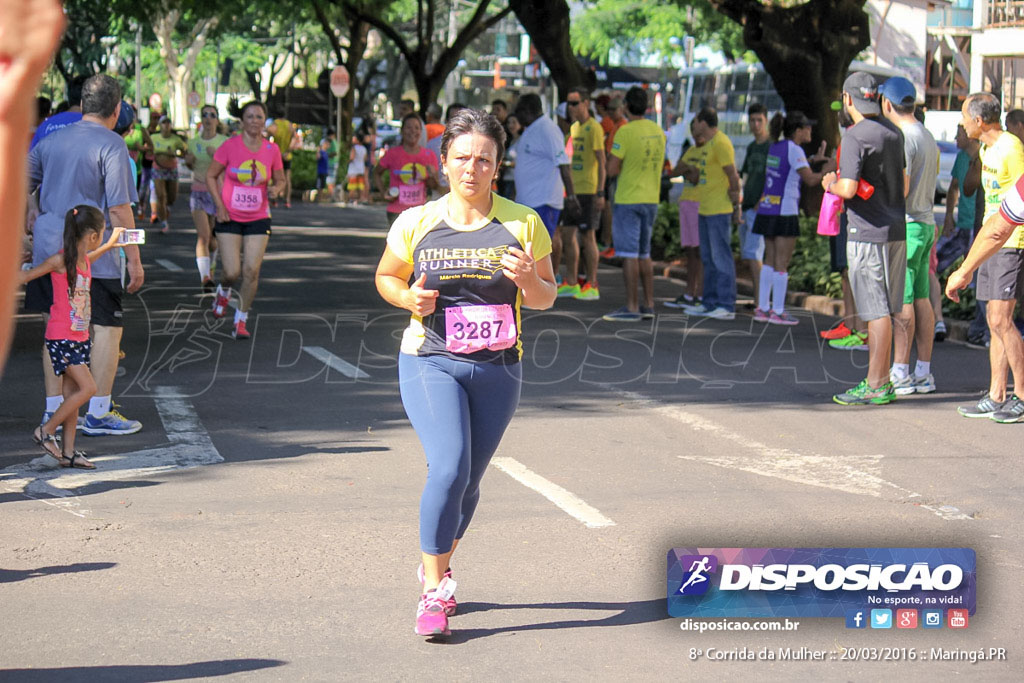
[{"x1": 672, "y1": 60, "x2": 902, "y2": 167}]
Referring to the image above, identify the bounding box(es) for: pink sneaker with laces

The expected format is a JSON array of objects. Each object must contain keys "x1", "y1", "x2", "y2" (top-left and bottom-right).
[
  {"x1": 415, "y1": 577, "x2": 456, "y2": 637},
  {"x1": 753, "y1": 307, "x2": 770, "y2": 323},
  {"x1": 768, "y1": 311, "x2": 799, "y2": 326},
  {"x1": 417, "y1": 563, "x2": 456, "y2": 615}
]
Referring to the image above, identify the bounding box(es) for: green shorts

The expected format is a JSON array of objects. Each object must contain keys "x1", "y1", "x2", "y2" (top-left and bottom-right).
[{"x1": 904, "y1": 221, "x2": 935, "y2": 304}]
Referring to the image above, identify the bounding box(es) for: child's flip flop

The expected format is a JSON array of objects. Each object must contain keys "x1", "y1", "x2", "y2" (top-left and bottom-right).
[
  {"x1": 64, "y1": 450, "x2": 96, "y2": 470},
  {"x1": 32, "y1": 427, "x2": 67, "y2": 466}
]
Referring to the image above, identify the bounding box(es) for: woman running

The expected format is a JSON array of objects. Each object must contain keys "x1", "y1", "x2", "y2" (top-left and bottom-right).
[
  {"x1": 752, "y1": 111, "x2": 829, "y2": 325},
  {"x1": 376, "y1": 113, "x2": 440, "y2": 226},
  {"x1": 184, "y1": 105, "x2": 228, "y2": 291},
  {"x1": 206, "y1": 101, "x2": 285, "y2": 340},
  {"x1": 21, "y1": 206, "x2": 124, "y2": 470},
  {"x1": 151, "y1": 115, "x2": 187, "y2": 234},
  {"x1": 375, "y1": 108, "x2": 556, "y2": 638}
]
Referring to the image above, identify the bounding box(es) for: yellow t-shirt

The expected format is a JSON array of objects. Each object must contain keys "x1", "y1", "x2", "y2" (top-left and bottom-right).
[
  {"x1": 187, "y1": 133, "x2": 228, "y2": 190},
  {"x1": 610, "y1": 118, "x2": 666, "y2": 205},
  {"x1": 570, "y1": 117, "x2": 605, "y2": 195},
  {"x1": 697, "y1": 130, "x2": 736, "y2": 216},
  {"x1": 980, "y1": 130, "x2": 1024, "y2": 248},
  {"x1": 271, "y1": 118, "x2": 294, "y2": 161},
  {"x1": 386, "y1": 194, "x2": 553, "y2": 363},
  {"x1": 152, "y1": 133, "x2": 186, "y2": 168},
  {"x1": 679, "y1": 144, "x2": 704, "y2": 202}
]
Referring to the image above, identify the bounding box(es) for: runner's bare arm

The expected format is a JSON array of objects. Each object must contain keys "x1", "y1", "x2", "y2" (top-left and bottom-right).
[
  {"x1": 945, "y1": 211, "x2": 1018, "y2": 302},
  {"x1": 375, "y1": 247, "x2": 438, "y2": 316}
]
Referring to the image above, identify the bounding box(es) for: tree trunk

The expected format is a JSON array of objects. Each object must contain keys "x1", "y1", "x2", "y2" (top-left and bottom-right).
[
  {"x1": 710, "y1": 0, "x2": 870, "y2": 152},
  {"x1": 152, "y1": 11, "x2": 219, "y2": 128},
  {"x1": 510, "y1": 0, "x2": 594, "y2": 98}
]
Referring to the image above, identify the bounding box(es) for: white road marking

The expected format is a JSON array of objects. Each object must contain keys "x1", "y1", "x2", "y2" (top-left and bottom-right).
[
  {"x1": 155, "y1": 258, "x2": 183, "y2": 272},
  {"x1": 302, "y1": 346, "x2": 371, "y2": 379},
  {"x1": 491, "y1": 456, "x2": 615, "y2": 528},
  {"x1": 1, "y1": 387, "x2": 221, "y2": 515},
  {"x1": 600, "y1": 386, "x2": 973, "y2": 522}
]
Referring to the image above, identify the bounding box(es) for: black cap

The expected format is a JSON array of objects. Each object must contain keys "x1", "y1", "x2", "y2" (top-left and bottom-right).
[{"x1": 842, "y1": 72, "x2": 880, "y2": 116}]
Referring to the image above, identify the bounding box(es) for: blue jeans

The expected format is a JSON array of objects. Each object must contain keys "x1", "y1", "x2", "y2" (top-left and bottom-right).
[{"x1": 699, "y1": 213, "x2": 737, "y2": 312}]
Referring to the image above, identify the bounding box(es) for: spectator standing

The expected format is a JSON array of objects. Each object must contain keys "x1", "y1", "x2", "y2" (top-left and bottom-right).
[
  {"x1": 602, "y1": 86, "x2": 665, "y2": 322},
  {"x1": 27, "y1": 74, "x2": 145, "y2": 434},
  {"x1": 823, "y1": 72, "x2": 907, "y2": 406},
  {"x1": 879, "y1": 76, "x2": 939, "y2": 395},
  {"x1": 739, "y1": 103, "x2": 770, "y2": 307},
  {"x1": 558, "y1": 87, "x2": 606, "y2": 300},
  {"x1": 665, "y1": 120, "x2": 706, "y2": 309},
  {"x1": 955, "y1": 92, "x2": 1024, "y2": 419},
  {"x1": 512, "y1": 94, "x2": 578, "y2": 242},
  {"x1": 935, "y1": 124, "x2": 982, "y2": 340},
  {"x1": 683, "y1": 107, "x2": 743, "y2": 320},
  {"x1": 751, "y1": 110, "x2": 827, "y2": 325},
  {"x1": 598, "y1": 95, "x2": 627, "y2": 256}
]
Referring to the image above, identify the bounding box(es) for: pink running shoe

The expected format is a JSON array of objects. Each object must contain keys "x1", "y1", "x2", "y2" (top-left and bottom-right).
[
  {"x1": 415, "y1": 577, "x2": 456, "y2": 637},
  {"x1": 753, "y1": 307, "x2": 770, "y2": 323},
  {"x1": 212, "y1": 292, "x2": 230, "y2": 319},
  {"x1": 768, "y1": 311, "x2": 799, "y2": 326},
  {"x1": 417, "y1": 563, "x2": 457, "y2": 616}
]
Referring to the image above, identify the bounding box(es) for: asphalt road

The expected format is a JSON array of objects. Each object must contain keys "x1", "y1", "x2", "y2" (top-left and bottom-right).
[{"x1": 0, "y1": 200, "x2": 1020, "y2": 681}]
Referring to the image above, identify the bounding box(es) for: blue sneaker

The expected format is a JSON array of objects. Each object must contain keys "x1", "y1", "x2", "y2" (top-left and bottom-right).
[
  {"x1": 602, "y1": 307, "x2": 643, "y2": 322},
  {"x1": 82, "y1": 408, "x2": 142, "y2": 436},
  {"x1": 41, "y1": 411, "x2": 62, "y2": 433},
  {"x1": 639, "y1": 306, "x2": 655, "y2": 320}
]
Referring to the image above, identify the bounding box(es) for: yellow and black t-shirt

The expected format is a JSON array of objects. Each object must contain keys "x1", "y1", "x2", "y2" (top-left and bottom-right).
[{"x1": 386, "y1": 194, "x2": 553, "y2": 364}]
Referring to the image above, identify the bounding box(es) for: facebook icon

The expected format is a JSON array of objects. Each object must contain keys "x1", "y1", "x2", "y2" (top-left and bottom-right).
[{"x1": 845, "y1": 609, "x2": 867, "y2": 629}]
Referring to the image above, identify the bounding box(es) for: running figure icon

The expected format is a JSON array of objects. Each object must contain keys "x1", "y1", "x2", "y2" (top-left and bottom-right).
[{"x1": 678, "y1": 556, "x2": 713, "y2": 594}]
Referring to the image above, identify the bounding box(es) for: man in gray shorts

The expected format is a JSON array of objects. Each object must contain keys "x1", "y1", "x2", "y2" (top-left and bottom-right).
[{"x1": 821, "y1": 72, "x2": 908, "y2": 405}]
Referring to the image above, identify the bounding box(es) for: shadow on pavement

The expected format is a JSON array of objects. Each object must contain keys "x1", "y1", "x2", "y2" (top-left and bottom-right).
[
  {"x1": 0, "y1": 658, "x2": 287, "y2": 682},
  {"x1": 430, "y1": 597, "x2": 668, "y2": 644},
  {"x1": 0, "y1": 562, "x2": 117, "y2": 584}
]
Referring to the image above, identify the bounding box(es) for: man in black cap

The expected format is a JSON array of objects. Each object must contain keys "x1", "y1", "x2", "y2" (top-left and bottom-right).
[{"x1": 822, "y1": 72, "x2": 908, "y2": 406}]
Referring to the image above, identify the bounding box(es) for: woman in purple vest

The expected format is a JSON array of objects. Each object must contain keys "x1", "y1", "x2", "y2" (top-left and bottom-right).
[{"x1": 752, "y1": 111, "x2": 828, "y2": 325}]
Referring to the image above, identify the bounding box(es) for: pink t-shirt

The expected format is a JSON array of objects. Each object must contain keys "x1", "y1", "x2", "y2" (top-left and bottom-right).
[
  {"x1": 378, "y1": 145, "x2": 438, "y2": 213},
  {"x1": 46, "y1": 257, "x2": 91, "y2": 342},
  {"x1": 213, "y1": 135, "x2": 283, "y2": 223}
]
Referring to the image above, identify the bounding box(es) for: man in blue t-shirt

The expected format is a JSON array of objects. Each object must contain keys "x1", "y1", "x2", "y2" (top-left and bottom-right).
[
  {"x1": 27, "y1": 74, "x2": 145, "y2": 436},
  {"x1": 29, "y1": 75, "x2": 86, "y2": 150}
]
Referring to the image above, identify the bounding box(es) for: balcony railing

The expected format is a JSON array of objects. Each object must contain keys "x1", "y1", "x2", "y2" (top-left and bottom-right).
[{"x1": 987, "y1": 0, "x2": 1024, "y2": 27}]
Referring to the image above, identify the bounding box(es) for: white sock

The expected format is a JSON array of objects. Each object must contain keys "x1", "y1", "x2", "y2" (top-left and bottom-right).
[
  {"x1": 88, "y1": 395, "x2": 112, "y2": 418},
  {"x1": 915, "y1": 360, "x2": 931, "y2": 377},
  {"x1": 197, "y1": 256, "x2": 211, "y2": 280},
  {"x1": 758, "y1": 265, "x2": 774, "y2": 312},
  {"x1": 46, "y1": 395, "x2": 64, "y2": 413},
  {"x1": 892, "y1": 363, "x2": 910, "y2": 380},
  {"x1": 234, "y1": 309, "x2": 248, "y2": 324},
  {"x1": 771, "y1": 270, "x2": 789, "y2": 314}
]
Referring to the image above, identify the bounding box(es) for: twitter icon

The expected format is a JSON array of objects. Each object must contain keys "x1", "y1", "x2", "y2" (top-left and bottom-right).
[{"x1": 870, "y1": 609, "x2": 892, "y2": 629}]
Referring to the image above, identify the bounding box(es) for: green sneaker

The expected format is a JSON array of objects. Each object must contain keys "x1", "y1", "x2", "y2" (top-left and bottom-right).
[
  {"x1": 574, "y1": 283, "x2": 600, "y2": 300},
  {"x1": 828, "y1": 331, "x2": 868, "y2": 351},
  {"x1": 833, "y1": 379, "x2": 896, "y2": 405},
  {"x1": 557, "y1": 283, "x2": 582, "y2": 298}
]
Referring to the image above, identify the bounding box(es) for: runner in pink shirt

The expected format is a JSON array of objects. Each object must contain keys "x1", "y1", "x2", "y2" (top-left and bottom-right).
[
  {"x1": 206, "y1": 100, "x2": 286, "y2": 340},
  {"x1": 376, "y1": 113, "x2": 440, "y2": 225}
]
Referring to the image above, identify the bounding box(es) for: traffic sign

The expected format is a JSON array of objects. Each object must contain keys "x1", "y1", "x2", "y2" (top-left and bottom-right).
[{"x1": 330, "y1": 66, "x2": 350, "y2": 97}]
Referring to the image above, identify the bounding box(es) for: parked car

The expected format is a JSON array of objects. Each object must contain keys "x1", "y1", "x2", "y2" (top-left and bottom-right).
[{"x1": 936, "y1": 140, "x2": 957, "y2": 202}]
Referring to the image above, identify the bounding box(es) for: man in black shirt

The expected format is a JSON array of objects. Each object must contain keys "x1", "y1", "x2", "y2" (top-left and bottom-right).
[{"x1": 822, "y1": 72, "x2": 908, "y2": 405}]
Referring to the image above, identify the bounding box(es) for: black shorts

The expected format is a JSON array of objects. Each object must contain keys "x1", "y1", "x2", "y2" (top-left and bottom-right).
[
  {"x1": 24, "y1": 276, "x2": 123, "y2": 327},
  {"x1": 830, "y1": 213, "x2": 849, "y2": 273},
  {"x1": 282, "y1": 158, "x2": 292, "y2": 171},
  {"x1": 562, "y1": 194, "x2": 599, "y2": 231},
  {"x1": 752, "y1": 213, "x2": 800, "y2": 238},
  {"x1": 976, "y1": 248, "x2": 1024, "y2": 302},
  {"x1": 215, "y1": 218, "x2": 272, "y2": 237}
]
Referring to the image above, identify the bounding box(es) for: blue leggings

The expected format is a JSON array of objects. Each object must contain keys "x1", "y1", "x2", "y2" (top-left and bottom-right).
[{"x1": 399, "y1": 353, "x2": 522, "y2": 554}]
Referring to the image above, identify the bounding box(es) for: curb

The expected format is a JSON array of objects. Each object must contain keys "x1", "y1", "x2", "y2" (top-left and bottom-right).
[{"x1": 600, "y1": 254, "x2": 974, "y2": 342}]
